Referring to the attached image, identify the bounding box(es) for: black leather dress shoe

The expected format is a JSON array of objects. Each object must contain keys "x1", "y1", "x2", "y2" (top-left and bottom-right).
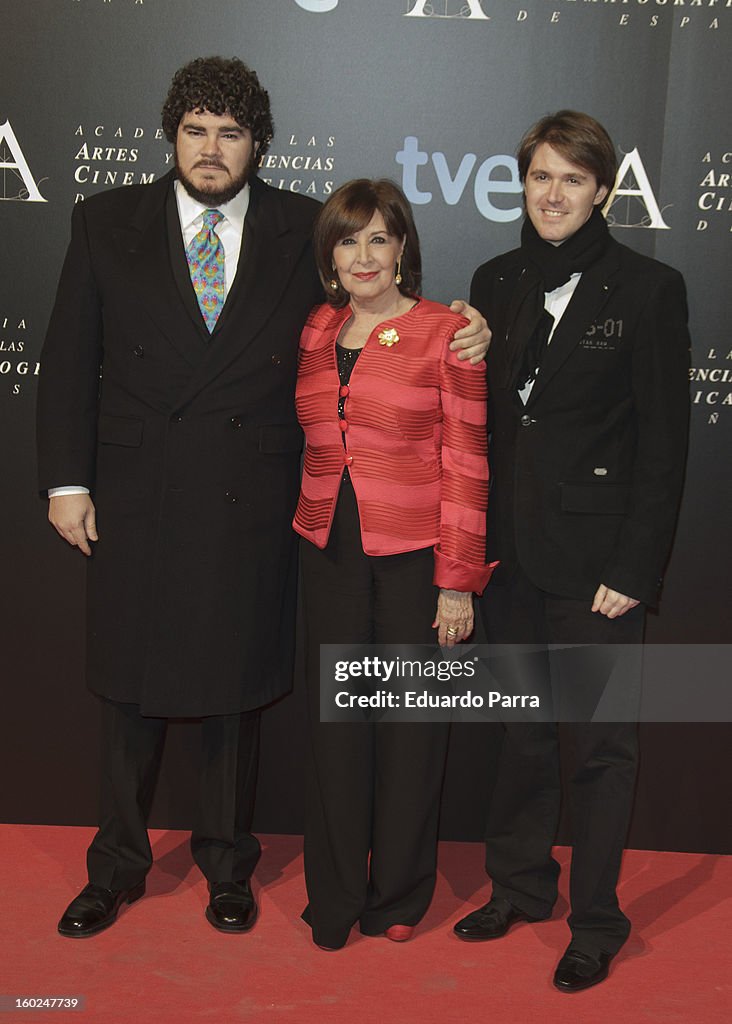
[
  {"x1": 57, "y1": 881, "x2": 145, "y2": 938},
  {"x1": 553, "y1": 947, "x2": 612, "y2": 992},
  {"x1": 453, "y1": 897, "x2": 537, "y2": 941},
  {"x1": 205, "y1": 880, "x2": 258, "y2": 933}
]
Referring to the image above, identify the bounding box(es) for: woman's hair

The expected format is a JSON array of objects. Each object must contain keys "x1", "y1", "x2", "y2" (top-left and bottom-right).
[
  {"x1": 313, "y1": 179, "x2": 422, "y2": 307},
  {"x1": 161, "y1": 56, "x2": 274, "y2": 157},
  {"x1": 517, "y1": 110, "x2": 618, "y2": 193}
]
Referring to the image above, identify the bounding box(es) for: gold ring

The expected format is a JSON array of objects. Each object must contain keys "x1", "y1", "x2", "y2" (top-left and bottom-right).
[{"x1": 446, "y1": 627, "x2": 458, "y2": 637}]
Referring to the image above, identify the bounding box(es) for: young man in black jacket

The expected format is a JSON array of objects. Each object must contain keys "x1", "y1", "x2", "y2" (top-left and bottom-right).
[{"x1": 454, "y1": 111, "x2": 690, "y2": 991}]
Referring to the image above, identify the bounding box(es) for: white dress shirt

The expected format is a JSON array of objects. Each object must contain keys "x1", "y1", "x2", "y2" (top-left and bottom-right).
[{"x1": 49, "y1": 180, "x2": 250, "y2": 497}]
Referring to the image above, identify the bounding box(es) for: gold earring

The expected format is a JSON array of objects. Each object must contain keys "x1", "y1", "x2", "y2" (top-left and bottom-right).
[
  {"x1": 329, "y1": 278, "x2": 339, "y2": 291},
  {"x1": 395, "y1": 256, "x2": 403, "y2": 286}
]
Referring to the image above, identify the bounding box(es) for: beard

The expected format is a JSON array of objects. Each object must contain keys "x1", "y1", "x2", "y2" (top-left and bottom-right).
[{"x1": 175, "y1": 151, "x2": 256, "y2": 206}]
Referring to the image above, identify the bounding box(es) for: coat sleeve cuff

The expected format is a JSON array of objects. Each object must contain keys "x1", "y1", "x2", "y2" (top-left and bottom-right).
[{"x1": 433, "y1": 548, "x2": 499, "y2": 596}]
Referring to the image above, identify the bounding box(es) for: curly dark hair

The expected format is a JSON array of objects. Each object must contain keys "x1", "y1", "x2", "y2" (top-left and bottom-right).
[{"x1": 161, "y1": 56, "x2": 274, "y2": 156}]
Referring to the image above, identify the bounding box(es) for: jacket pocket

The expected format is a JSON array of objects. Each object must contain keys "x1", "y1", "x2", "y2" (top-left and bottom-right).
[
  {"x1": 97, "y1": 414, "x2": 144, "y2": 447},
  {"x1": 560, "y1": 482, "x2": 630, "y2": 515}
]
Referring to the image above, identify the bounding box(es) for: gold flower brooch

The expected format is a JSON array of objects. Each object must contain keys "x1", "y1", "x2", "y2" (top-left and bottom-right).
[{"x1": 378, "y1": 328, "x2": 400, "y2": 348}]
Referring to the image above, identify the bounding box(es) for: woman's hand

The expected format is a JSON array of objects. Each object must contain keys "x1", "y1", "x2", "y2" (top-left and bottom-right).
[{"x1": 433, "y1": 589, "x2": 474, "y2": 647}]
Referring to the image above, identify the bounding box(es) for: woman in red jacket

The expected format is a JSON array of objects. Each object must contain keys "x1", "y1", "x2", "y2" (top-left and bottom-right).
[{"x1": 293, "y1": 179, "x2": 495, "y2": 950}]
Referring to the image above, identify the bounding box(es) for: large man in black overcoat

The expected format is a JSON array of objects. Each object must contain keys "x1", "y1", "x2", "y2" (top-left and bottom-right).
[
  {"x1": 38, "y1": 57, "x2": 488, "y2": 938},
  {"x1": 453, "y1": 111, "x2": 690, "y2": 991},
  {"x1": 37, "y1": 56, "x2": 321, "y2": 938}
]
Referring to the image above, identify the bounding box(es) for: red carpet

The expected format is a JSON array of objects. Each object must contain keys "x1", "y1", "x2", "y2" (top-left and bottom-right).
[{"x1": 1, "y1": 826, "x2": 729, "y2": 1023}]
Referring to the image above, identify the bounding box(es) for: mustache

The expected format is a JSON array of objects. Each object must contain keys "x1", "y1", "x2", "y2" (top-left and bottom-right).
[{"x1": 194, "y1": 160, "x2": 228, "y2": 171}]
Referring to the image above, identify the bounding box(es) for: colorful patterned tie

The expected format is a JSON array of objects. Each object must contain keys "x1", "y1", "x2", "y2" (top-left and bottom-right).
[{"x1": 186, "y1": 209, "x2": 225, "y2": 334}]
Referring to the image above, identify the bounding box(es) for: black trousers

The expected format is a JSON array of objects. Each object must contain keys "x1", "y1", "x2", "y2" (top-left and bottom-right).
[
  {"x1": 479, "y1": 566, "x2": 644, "y2": 957},
  {"x1": 86, "y1": 697, "x2": 261, "y2": 890},
  {"x1": 300, "y1": 480, "x2": 450, "y2": 949}
]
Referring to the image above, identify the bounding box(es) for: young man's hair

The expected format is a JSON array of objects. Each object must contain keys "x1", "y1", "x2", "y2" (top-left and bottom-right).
[
  {"x1": 162, "y1": 56, "x2": 274, "y2": 156},
  {"x1": 517, "y1": 110, "x2": 618, "y2": 193}
]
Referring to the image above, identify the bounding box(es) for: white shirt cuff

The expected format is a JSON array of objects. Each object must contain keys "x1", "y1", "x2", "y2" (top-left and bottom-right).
[{"x1": 48, "y1": 486, "x2": 90, "y2": 497}]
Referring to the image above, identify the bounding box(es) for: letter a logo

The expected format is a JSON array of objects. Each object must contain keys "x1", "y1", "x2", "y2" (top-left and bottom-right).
[
  {"x1": 0, "y1": 121, "x2": 47, "y2": 202},
  {"x1": 405, "y1": 0, "x2": 490, "y2": 18},
  {"x1": 293, "y1": 0, "x2": 339, "y2": 11},
  {"x1": 605, "y1": 148, "x2": 669, "y2": 230}
]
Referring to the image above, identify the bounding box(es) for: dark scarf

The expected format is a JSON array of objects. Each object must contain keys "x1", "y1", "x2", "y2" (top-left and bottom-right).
[{"x1": 503, "y1": 207, "x2": 610, "y2": 391}]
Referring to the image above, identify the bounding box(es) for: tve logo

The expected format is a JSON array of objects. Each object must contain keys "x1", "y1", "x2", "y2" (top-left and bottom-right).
[
  {"x1": 397, "y1": 137, "x2": 670, "y2": 229},
  {"x1": 0, "y1": 121, "x2": 47, "y2": 202},
  {"x1": 293, "y1": 0, "x2": 339, "y2": 11},
  {"x1": 396, "y1": 137, "x2": 521, "y2": 222}
]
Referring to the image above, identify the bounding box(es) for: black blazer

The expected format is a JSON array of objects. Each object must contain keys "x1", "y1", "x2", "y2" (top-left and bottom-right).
[
  {"x1": 37, "y1": 172, "x2": 322, "y2": 715},
  {"x1": 472, "y1": 236, "x2": 690, "y2": 607}
]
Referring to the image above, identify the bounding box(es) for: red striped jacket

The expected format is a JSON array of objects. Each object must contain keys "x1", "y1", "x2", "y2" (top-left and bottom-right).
[{"x1": 292, "y1": 298, "x2": 496, "y2": 594}]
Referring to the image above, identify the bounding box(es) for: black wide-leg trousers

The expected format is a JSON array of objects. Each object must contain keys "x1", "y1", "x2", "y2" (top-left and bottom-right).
[
  {"x1": 479, "y1": 567, "x2": 644, "y2": 957},
  {"x1": 86, "y1": 697, "x2": 261, "y2": 890},
  {"x1": 300, "y1": 480, "x2": 450, "y2": 949}
]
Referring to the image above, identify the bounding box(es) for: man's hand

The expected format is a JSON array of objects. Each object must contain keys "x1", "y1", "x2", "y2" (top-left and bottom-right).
[
  {"x1": 448, "y1": 300, "x2": 491, "y2": 363},
  {"x1": 592, "y1": 584, "x2": 640, "y2": 619},
  {"x1": 48, "y1": 494, "x2": 98, "y2": 556}
]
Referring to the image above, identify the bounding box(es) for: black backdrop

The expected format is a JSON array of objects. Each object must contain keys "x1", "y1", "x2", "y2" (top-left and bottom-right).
[{"x1": 1, "y1": 1, "x2": 730, "y2": 853}]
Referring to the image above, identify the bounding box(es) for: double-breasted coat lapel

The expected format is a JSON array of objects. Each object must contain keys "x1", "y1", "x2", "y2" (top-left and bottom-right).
[
  {"x1": 165, "y1": 185, "x2": 212, "y2": 348},
  {"x1": 112, "y1": 171, "x2": 208, "y2": 369},
  {"x1": 173, "y1": 177, "x2": 312, "y2": 411},
  {"x1": 113, "y1": 173, "x2": 314, "y2": 408}
]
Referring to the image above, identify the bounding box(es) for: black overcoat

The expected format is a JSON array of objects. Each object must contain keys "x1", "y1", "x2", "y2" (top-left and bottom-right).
[
  {"x1": 37, "y1": 172, "x2": 322, "y2": 715},
  {"x1": 471, "y1": 236, "x2": 690, "y2": 607}
]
